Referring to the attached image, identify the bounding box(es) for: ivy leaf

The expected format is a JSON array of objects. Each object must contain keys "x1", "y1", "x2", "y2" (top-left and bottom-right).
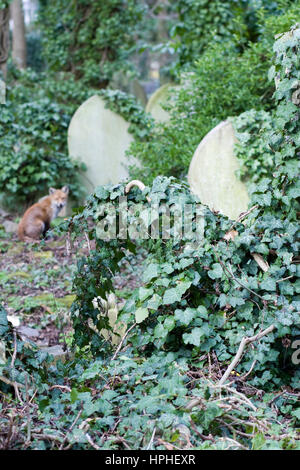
[
  {"x1": 135, "y1": 307, "x2": 149, "y2": 324},
  {"x1": 147, "y1": 294, "x2": 162, "y2": 310},
  {"x1": 142, "y1": 263, "x2": 159, "y2": 282},
  {"x1": 175, "y1": 308, "x2": 196, "y2": 325},
  {"x1": 208, "y1": 263, "x2": 223, "y2": 280},
  {"x1": 183, "y1": 327, "x2": 204, "y2": 346},
  {"x1": 162, "y1": 281, "x2": 192, "y2": 305},
  {"x1": 138, "y1": 287, "x2": 153, "y2": 302},
  {"x1": 260, "y1": 278, "x2": 277, "y2": 291}
]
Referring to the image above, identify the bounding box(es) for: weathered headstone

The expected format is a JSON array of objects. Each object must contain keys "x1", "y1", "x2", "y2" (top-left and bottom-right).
[
  {"x1": 188, "y1": 120, "x2": 249, "y2": 220},
  {"x1": 146, "y1": 83, "x2": 176, "y2": 122},
  {"x1": 68, "y1": 95, "x2": 134, "y2": 194}
]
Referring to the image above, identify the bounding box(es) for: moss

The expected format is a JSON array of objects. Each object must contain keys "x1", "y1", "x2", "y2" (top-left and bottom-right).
[
  {"x1": 8, "y1": 293, "x2": 76, "y2": 313},
  {"x1": 32, "y1": 251, "x2": 53, "y2": 259}
]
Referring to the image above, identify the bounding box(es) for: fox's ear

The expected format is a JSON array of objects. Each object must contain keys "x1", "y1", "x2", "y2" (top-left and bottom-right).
[
  {"x1": 62, "y1": 185, "x2": 69, "y2": 194},
  {"x1": 49, "y1": 187, "x2": 56, "y2": 194}
]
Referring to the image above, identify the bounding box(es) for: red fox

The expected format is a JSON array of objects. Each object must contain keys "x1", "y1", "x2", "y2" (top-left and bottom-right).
[{"x1": 18, "y1": 186, "x2": 69, "y2": 242}]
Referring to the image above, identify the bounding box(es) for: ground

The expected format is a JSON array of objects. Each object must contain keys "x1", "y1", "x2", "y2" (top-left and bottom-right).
[{"x1": 0, "y1": 210, "x2": 142, "y2": 354}]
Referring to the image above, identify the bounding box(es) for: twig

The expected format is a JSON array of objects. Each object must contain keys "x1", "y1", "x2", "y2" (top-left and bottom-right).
[
  {"x1": 208, "y1": 352, "x2": 212, "y2": 377},
  {"x1": 225, "y1": 205, "x2": 259, "y2": 237},
  {"x1": 49, "y1": 385, "x2": 72, "y2": 393},
  {"x1": 66, "y1": 229, "x2": 72, "y2": 256},
  {"x1": 146, "y1": 426, "x2": 156, "y2": 450},
  {"x1": 85, "y1": 432, "x2": 101, "y2": 450},
  {"x1": 0, "y1": 375, "x2": 24, "y2": 389},
  {"x1": 219, "y1": 437, "x2": 248, "y2": 450},
  {"x1": 11, "y1": 330, "x2": 23, "y2": 404},
  {"x1": 219, "y1": 325, "x2": 275, "y2": 386},
  {"x1": 238, "y1": 359, "x2": 257, "y2": 381},
  {"x1": 276, "y1": 275, "x2": 294, "y2": 283},
  {"x1": 125, "y1": 180, "x2": 151, "y2": 203},
  {"x1": 84, "y1": 231, "x2": 91, "y2": 254},
  {"x1": 59, "y1": 405, "x2": 83, "y2": 450},
  {"x1": 111, "y1": 323, "x2": 137, "y2": 361},
  {"x1": 25, "y1": 375, "x2": 31, "y2": 444},
  {"x1": 236, "y1": 205, "x2": 259, "y2": 223},
  {"x1": 4, "y1": 415, "x2": 14, "y2": 449},
  {"x1": 114, "y1": 435, "x2": 132, "y2": 450},
  {"x1": 218, "y1": 257, "x2": 267, "y2": 302}
]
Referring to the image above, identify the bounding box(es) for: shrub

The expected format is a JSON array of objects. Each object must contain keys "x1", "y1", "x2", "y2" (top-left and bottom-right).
[
  {"x1": 0, "y1": 70, "x2": 88, "y2": 207},
  {"x1": 66, "y1": 27, "x2": 300, "y2": 393},
  {"x1": 0, "y1": 68, "x2": 151, "y2": 208},
  {"x1": 170, "y1": 0, "x2": 296, "y2": 71},
  {"x1": 37, "y1": 0, "x2": 145, "y2": 88},
  {"x1": 232, "y1": 109, "x2": 274, "y2": 185},
  {"x1": 128, "y1": 3, "x2": 300, "y2": 184}
]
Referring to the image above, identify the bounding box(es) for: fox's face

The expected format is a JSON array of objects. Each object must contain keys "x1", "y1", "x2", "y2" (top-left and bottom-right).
[{"x1": 49, "y1": 186, "x2": 69, "y2": 212}]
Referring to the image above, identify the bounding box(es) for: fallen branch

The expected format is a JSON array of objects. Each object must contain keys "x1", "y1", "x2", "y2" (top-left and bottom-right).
[{"x1": 219, "y1": 324, "x2": 275, "y2": 386}]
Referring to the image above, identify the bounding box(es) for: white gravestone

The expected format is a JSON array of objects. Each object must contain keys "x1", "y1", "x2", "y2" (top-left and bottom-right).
[
  {"x1": 146, "y1": 84, "x2": 176, "y2": 123},
  {"x1": 68, "y1": 95, "x2": 134, "y2": 193},
  {"x1": 188, "y1": 120, "x2": 249, "y2": 220}
]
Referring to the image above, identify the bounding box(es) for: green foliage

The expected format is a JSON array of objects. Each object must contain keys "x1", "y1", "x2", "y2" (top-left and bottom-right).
[
  {"x1": 129, "y1": 40, "x2": 274, "y2": 183},
  {"x1": 170, "y1": 0, "x2": 296, "y2": 70},
  {"x1": 67, "y1": 27, "x2": 299, "y2": 394},
  {"x1": 129, "y1": 3, "x2": 300, "y2": 184},
  {"x1": 99, "y1": 88, "x2": 154, "y2": 140},
  {"x1": 0, "y1": 69, "x2": 90, "y2": 206},
  {"x1": 38, "y1": 0, "x2": 145, "y2": 87},
  {"x1": 0, "y1": 67, "x2": 152, "y2": 206},
  {"x1": 232, "y1": 109, "x2": 274, "y2": 184},
  {"x1": 250, "y1": 25, "x2": 300, "y2": 221},
  {"x1": 171, "y1": 0, "x2": 239, "y2": 68},
  {"x1": 0, "y1": 24, "x2": 299, "y2": 450},
  {"x1": 26, "y1": 31, "x2": 45, "y2": 73},
  {"x1": 1, "y1": 298, "x2": 299, "y2": 449},
  {"x1": 69, "y1": 174, "x2": 299, "y2": 390},
  {"x1": 0, "y1": 1, "x2": 11, "y2": 8}
]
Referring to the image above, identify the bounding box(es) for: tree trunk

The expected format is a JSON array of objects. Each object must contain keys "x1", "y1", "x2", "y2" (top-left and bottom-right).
[
  {"x1": 10, "y1": 0, "x2": 26, "y2": 69},
  {"x1": 0, "y1": 7, "x2": 10, "y2": 79}
]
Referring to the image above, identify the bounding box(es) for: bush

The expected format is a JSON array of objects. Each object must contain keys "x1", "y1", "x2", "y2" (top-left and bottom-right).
[
  {"x1": 0, "y1": 68, "x2": 152, "y2": 208},
  {"x1": 0, "y1": 69, "x2": 89, "y2": 207},
  {"x1": 66, "y1": 26, "x2": 299, "y2": 394},
  {"x1": 38, "y1": 0, "x2": 145, "y2": 88},
  {"x1": 128, "y1": 3, "x2": 300, "y2": 185},
  {"x1": 170, "y1": 0, "x2": 296, "y2": 71},
  {"x1": 232, "y1": 109, "x2": 274, "y2": 185}
]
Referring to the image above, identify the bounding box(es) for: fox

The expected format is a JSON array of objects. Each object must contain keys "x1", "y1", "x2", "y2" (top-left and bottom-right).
[{"x1": 18, "y1": 186, "x2": 69, "y2": 242}]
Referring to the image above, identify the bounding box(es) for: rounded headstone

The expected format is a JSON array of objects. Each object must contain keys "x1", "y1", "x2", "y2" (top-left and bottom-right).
[
  {"x1": 146, "y1": 83, "x2": 176, "y2": 123},
  {"x1": 68, "y1": 95, "x2": 134, "y2": 193},
  {"x1": 188, "y1": 120, "x2": 249, "y2": 220}
]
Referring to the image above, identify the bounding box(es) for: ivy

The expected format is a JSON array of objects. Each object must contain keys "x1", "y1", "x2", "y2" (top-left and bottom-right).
[
  {"x1": 67, "y1": 28, "x2": 300, "y2": 394},
  {"x1": 37, "y1": 0, "x2": 146, "y2": 88}
]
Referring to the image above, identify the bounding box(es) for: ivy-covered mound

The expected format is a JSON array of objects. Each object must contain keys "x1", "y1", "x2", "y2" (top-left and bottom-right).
[{"x1": 70, "y1": 26, "x2": 299, "y2": 387}]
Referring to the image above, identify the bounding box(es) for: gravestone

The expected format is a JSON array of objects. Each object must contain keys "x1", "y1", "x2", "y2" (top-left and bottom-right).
[
  {"x1": 68, "y1": 95, "x2": 134, "y2": 194},
  {"x1": 188, "y1": 120, "x2": 249, "y2": 220},
  {"x1": 146, "y1": 83, "x2": 176, "y2": 122}
]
